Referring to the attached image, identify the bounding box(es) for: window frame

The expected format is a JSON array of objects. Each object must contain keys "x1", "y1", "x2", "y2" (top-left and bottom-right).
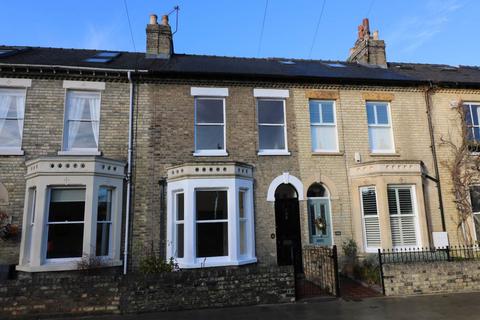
[
  {"x1": 309, "y1": 99, "x2": 339, "y2": 153},
  {"x1": 44, "y1": 186, "x2": 87, "y2": 263},
  {"x1": 173, "y1": 191, "x2": 185, "y2": 258},
  {"x1": 195, "y1": 188, "x2": 229, "y2": 258},
  {"x1": 359, "y1": 186, "x2": 382, "y2": 253},
  {"x1": 366, "y1": 101, "x2": 395, "y2": 154},
  {"x1": 193, "y1": 96, "x2": 227, "y2": 157},
  {"x1": 61, "y1": 90, "x2": 102, "y2": 155},
  {"x1": 469, "y1": 185, "x2": 480, "y2": 243},
  {"x1": 95, "y1": 186, "x2": 114, "y2": 258},
  {"x1": 0, "y1": 87, "x2": 27, "y2": 155},
  {"x1": 464, "y1": 102, "x2": 480, "y2": 144},
  {"x1": 256, "y1": 98, "x2": 290, "y2": 155},
  {"x1": 387, "y1": 184, "x2": 420, "y2": 249}
]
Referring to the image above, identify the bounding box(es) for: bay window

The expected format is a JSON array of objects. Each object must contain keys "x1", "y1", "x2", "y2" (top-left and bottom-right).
[
  {"x1": 167, "y1": 163, "x2": 256, "y2": 268},
  {"x1": 17, "y1": 156, "x2": 125, "y2": 272},
  {"x1": 366, "y1": 102, "x2": 395, "y2": 153},
  {"x1": 0, "y1": 88, "x2": 26, "y2": 154}
]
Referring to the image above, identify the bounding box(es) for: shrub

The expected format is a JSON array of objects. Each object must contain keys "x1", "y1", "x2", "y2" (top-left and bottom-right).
[
  {"x1": 139, "y1": 255, "x2": 179, "y2": 274},
  {"x1": 0, "y1": 211, "x2": 20, "y2": 241}
]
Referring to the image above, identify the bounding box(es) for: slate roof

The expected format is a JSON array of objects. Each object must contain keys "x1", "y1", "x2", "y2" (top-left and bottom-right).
[{"x1": 1, "y1": 45, "x2": 480, "y2": 86}]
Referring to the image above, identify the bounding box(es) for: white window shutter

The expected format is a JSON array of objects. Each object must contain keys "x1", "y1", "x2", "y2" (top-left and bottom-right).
[
  {"x1": 388, "y1": 186, "x2": 417, "y2": 247},
  {"x1": 361, "y1": 187, "x2": 381, "y2": 249}
]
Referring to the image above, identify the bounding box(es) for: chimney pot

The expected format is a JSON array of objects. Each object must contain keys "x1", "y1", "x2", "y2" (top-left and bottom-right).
[
  {"x1": 347, "y1": 19, "x2": 386, "y2": 68},
  {"x1": 149, "y1": 14, "x2": 158, "y2": 25},
  {"x1": 161, "y1": 15, "x2": 169, "y2": 26}
]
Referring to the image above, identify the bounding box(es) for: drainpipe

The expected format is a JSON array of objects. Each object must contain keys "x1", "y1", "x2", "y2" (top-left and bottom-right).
[
  {"x1": 123, "y1": 70, "x2": 134, "y2": 274},
  {"x1": 424, "y1": 82, "x2": 447, "y2": 232}
]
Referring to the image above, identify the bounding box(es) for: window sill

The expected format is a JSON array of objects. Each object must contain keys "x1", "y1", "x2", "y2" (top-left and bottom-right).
[
  {"x1": 312, "y1": 151, "x2": 344, "y2": 156},
  {"x1": 16, "y1": 259, "x2": 123, "y2": 272},
  {"x1": 177, "y1": 257, "x2": 257, "y2": 269},
  {"x1": 0, "y1": 149, "x2": 24, "y2": 156},
  {"x1": 193, "y1": 151, "x2": 229, "y2": 157},
  {"x1": 58, "y1": 150, "x2": 102, "y2": 156},
  {"x1": 370, "y1": 152, "x2": 400, "y2": 157},
  {"x1": 258, "y1": 150, "x2": 291, "y2": 156}
]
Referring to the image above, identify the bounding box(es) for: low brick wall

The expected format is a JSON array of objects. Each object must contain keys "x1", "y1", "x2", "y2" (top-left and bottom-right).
[
  {"x1": 382, "y1": 260, "x2": 480, "y2": 296},
  {"x1": 0, "y1": 265, "x2": 295, "y2": 318}
]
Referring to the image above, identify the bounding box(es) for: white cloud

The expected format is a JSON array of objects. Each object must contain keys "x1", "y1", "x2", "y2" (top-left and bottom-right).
[{"x1": 386, "y1": 0, "x2": 465, "y2": 55}]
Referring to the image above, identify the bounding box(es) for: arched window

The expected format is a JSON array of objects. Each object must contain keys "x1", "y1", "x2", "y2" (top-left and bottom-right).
[
  {"x1": 307, "y1": 182, "x2": 329, "y2": 198},
  {"x1": 275, "y1": 183, "x2": 298, "y2": 199}
]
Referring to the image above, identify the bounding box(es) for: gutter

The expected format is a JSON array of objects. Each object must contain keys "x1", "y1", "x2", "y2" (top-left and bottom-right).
[
  {"x1": 123, "y1": 70, "x2": 134, "y2": 274},
  {"x1": 424, "y1": 82, "x2": 447, "y2": 232},
  {"x1": 0, "y1": 62, "x2": 148, "y2": 73}
]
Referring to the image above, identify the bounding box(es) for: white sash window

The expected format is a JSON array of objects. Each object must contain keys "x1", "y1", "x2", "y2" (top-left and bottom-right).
[
  {"x1": 360, "y1": 186, "x2": 381, "y2": 252},
  {"x1": 387, "y1": 186, "x2": 418, "y2": 248},
  {"x1": 0, "y1": 88, "x2": 26, "y2": 151},
  {"x1": 63, "y1": 91, "x2": 101, "y2": 152}
]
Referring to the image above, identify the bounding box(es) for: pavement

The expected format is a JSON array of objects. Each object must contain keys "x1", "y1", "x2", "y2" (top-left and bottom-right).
[{"x1": 56, "y1": 291, "x2": 480, "y2": 320}]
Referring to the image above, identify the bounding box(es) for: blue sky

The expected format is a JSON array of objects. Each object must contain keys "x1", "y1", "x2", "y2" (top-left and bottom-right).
[{"x1": 0, "y1": 0, "x2": 477, "y2": 65}]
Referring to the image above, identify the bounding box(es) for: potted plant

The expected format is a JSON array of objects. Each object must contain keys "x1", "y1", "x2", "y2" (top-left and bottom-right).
[{"x1": 0, "y1": 211, "x2": 20, "y2": 241}]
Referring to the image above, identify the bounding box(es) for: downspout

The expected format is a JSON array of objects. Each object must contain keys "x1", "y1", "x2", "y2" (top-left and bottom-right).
[
  {"x1": 124, "y1": 70, "x2": 134, "y2": 274},
  {"x1": 424, "y1": 82, "x2": 447, "y2": 232}
]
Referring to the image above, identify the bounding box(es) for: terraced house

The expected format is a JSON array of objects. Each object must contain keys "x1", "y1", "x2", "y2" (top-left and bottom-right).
[{"x1": 1, "y1": 15, "x2": 480, "y2": 289}]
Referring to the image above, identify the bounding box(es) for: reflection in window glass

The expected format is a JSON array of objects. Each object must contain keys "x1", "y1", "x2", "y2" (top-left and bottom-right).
[
  {"x1": 47, "y1": 189, "x2": 85, "y2": 259},
  {"x1": 195, "y1": 98, "x2": 225, "y2": 152},
  {"x1": 96, "y1": 187, "x2": 113, "y2": 256},
  {"x1": 196, "y1": 190, "x2": 228, "y2": 257},
  {"x1": 257, "y1": 99, "x2": 287, "y2": 151}
]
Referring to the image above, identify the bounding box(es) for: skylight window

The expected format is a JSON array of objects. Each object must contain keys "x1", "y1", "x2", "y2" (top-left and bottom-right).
[
  {"x1": 278, "y1": 60, "x2": 296, "y2": 65},
  {"x1": 84, "y1": 52, "x2": 120, "y2": 63},
  {"x1": 0, "y1": 49, "x2": 17, "y2": 57},
  {"x1": 325, "y1": 63, "x2": 345, "y2": 68}
]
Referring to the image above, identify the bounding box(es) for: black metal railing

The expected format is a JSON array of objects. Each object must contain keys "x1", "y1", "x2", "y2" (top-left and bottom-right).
[
  {"x1": 295, "y1": 245, "x2": 340, "y2": 299},
  {"x1": 378, "y1": 245, "x2": 480, "y2": 265},
  {"x1": 378, "y1": 245, "x2": 480, "y2": 295}
]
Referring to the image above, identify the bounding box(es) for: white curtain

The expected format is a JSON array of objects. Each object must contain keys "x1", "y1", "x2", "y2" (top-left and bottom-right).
[
  {"x1": 15, "y1": 95, "x2": 25, "y2": 142},
  {"x1": 87, "y1": 96, "x2": 100, "y2": 148},
  {"x1": 0, "y1": 95, "x2": 10, "y2": 135},
  {"x1": 67, "y1": 95, "x2": 85, "y2": 149}
]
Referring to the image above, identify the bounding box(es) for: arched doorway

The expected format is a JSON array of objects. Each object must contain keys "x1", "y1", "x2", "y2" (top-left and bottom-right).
[
  {"x1": 274, "y1": 183, "x2": 303, "y2": 273},
  {"x1": 307, "y1": 183, "x2": 332, "y2": 246}
]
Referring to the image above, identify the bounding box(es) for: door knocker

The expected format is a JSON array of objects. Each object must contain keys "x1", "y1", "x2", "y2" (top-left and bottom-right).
[{"x1": 314, "y1": 217, "x2": 327, "y2": 233}]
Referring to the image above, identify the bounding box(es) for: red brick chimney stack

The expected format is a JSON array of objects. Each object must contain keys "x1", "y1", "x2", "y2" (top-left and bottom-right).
[{"x1": 348, "y1": 18, "x2": 387, "y2": 68}]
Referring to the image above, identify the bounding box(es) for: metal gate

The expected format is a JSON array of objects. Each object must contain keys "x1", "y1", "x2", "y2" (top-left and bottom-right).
[{"x1": 295, "y1": 245, "x2": 340, "y2": 299}]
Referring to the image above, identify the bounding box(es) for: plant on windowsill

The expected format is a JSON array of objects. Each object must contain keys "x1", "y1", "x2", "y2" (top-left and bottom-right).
[
  {"x1": 0, "y1": 211, "x2": 20, "y2": 242},
  {"x1": 341, "y1": 238, "x2": 358, "y2": 278}
]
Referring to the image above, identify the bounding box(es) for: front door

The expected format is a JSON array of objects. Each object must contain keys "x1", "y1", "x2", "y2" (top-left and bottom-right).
[
  {"x1": 275, "y1": 198, "x2": 303, "y2": 273},
  {"x1": 307, "y1": 198, "x2": 332, "y2": 246}
]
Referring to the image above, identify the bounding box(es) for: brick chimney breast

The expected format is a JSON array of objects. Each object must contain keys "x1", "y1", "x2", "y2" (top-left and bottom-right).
[
  {"x1": 146, "y1": 13, "x2": 173, "y2": 59},
  {"x1": 347, "y1": 18, "x2": 387, "y2": 68}
]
